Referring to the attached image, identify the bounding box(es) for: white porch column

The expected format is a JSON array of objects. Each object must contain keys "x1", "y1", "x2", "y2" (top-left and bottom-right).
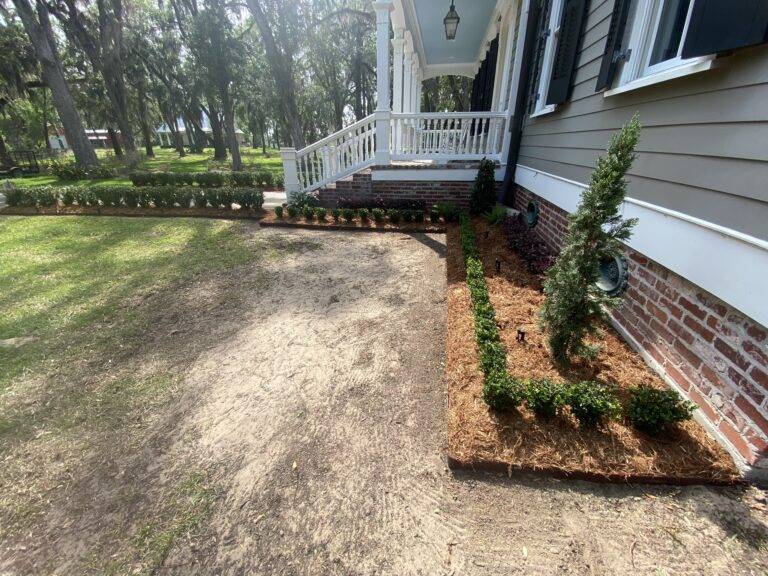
[
  {"x1": 410, "y1": 54, "x2": 420, "y2": 113},
  {"x1": 280, "y1": 147, "x2": 300, "y2": 201},
  {"x1": 374, "y1": 0, "x2": 392, "y2": 165},
  {"x1": 402, "y1": 43, "x2": 413, "y2": 114},
  {"x1": 392, "y1": 29, "x2": 405, "y2": 113},
  {"x1": 416, "y1": 70, "x2": 423, "y2": 112}
]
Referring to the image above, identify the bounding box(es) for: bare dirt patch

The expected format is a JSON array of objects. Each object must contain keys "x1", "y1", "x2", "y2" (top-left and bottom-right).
[
  {"x1": 2, "y1": 225, "x2": 766, "y2": 575},
  {"x1": 447, "y1": 220, "x2": 739, "y2": 483}
]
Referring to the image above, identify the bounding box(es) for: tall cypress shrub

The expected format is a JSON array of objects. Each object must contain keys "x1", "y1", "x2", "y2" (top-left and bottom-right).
[
  {"x1": 540, "y1": 115, "x2": 641, "y2": 364},
  {"x1": 469, "y1": 158, "x2": 496, "y2": 215}
]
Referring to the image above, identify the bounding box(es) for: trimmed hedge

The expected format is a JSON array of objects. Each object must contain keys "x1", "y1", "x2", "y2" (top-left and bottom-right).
[
  {"x1": 4, "y1": 185, "x2": 264, "y2": 211},
  {"x1": 129, "y1": 170, "x2": 274, "y2": 188},
  {"x1": 50, "y1": 161, "x2": 117, "y2": 181},
  {"x1": 459, "y1": 213, "x2": 524, "y2": 410}
]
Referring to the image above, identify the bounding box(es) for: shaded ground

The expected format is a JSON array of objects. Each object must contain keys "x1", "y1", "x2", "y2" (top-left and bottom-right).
[{"x1": 1, "y1": 223, "x2": 766, "y2": 575}]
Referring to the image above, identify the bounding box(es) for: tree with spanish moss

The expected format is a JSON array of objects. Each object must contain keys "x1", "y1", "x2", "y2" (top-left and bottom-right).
[{"x1": 540, "y1": 114, "x2": 641, "y2": 364}]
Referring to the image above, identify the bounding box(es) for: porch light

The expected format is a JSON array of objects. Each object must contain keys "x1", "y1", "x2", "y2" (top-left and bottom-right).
[{"x1": 444, "y1": 1, "x2": 460, "y2": 40}]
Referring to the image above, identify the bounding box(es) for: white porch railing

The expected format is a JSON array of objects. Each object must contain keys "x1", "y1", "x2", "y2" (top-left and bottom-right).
[
  {"x1": 281, "y1": 111, "x2": 508, "y2": 196},
  {"x1": 287, "y1": 114, "x2": 376, "y2": 194},
  {"x1": 390, "y1": 112, "x2": 508, "y2": 161}
]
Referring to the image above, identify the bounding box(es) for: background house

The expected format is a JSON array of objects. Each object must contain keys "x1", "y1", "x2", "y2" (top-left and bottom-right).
[{"x1": 156, "y1": 113, "x2": 246, "y2": 148}]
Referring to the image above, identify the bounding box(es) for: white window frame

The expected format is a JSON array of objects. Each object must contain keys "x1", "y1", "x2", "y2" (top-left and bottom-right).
[
  {"x1": 609, "y1": 0, "x2": 715, "y2": 96},
  {"x1": 531, "y1": 0, "x2": 565, "y2": 117}
]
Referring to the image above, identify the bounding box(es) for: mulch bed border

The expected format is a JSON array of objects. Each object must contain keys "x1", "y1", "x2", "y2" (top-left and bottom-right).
[
  {"x1": 446, "y1": 454, "x2": 744, "y2": 486},
  {"x1": 260, "y1": 219, "x2": 446, "y2": 234},
  {"x1": 446, "y1": 220, "x2": 743, "y2": 487},
  {"x1": 0, "y1": 206, "x2": 266, "y2": 221}
]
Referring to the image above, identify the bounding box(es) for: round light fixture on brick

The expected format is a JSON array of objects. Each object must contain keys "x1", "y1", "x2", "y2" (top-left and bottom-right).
[
  {"x1": 596, "y1": 254, "x2": 629, "y2": 296},
  {"x1": 524, "y1": 200, "x2": 539, "y2": 228}
]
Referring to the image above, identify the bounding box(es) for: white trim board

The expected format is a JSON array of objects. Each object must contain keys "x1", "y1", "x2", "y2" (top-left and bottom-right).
[
  {"x1": 372, "y1": 168, "x2": 505, "y2": 182},
  {"x1": 515, "y1": 164, "x2": 768, "y2": 328}
]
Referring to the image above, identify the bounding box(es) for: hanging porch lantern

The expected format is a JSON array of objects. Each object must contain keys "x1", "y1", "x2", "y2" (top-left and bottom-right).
[{"x1": 444, "y1": 1, "x2": 460, "y2": 40}]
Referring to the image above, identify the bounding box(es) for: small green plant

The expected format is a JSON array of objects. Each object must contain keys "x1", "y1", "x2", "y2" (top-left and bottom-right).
[
  {"x1": 51, "y1": 160, "x2": 87, "y2": 181},
  {"x1": 541, "y1": 115, "x2": 641, "y2": 364},
  {"x1": 428, "y1": 208, "x2": 440, "y2": 223},
  {"x1": 274, "y1": 205, "x2": 284, "y2": 218},
  {"x1": 469, "y1": 158, "x2": 496, "y2": 215},
  {"x1": 627, "y1": 385, "x2": 696, "y2": 435},
  {"x1": 303, "y1": 206, "x2": 315, "y2": 220},
  {"x1": 358, "y1": 208, "x2": 370, "y2": 222},
  {"x1": 61, "y1": 188, "x2": 77, "y2": 206},
  {"x1": 387, "y1": 209, "x2": 401, "y2": 223},
  {"x1": 525, "y1": 378, "x2": 567, "y2": 418},
  {"x1": 371, "y1": 207, "x2": 385, "y2": 223},
  {"x1": 413, "y1": 210, "x2": 424, "y2": 223},
  {"x1": 287, "y1": 205, "x2": 299, "y2": 219},
  {"x1": 566, "y1": 381, "x2": 621, "y2": 427},
  {"x1": 437, "y1": 203, "x2": 458, "y2": 223},
  {"x1": 483, "y1": 371, "x2": 525, "y2": 411},
  {"x1": 331, "y1": 208, "x2": 341, "y2": 222},
  {"x1": 315, "y1": 207, "x2": 327, "y2": 221},
  {"x1": 342, "y1": 208, "x2": 355, "y2": 223},
  {"x1": 124, "y1": 189, "x2": 140, "y2": 208},
  {"x1": 402, "y1": 210, "x2": 413, "y2": 223},
  {"x1": 485, "y1": 205, "x2": 507, "y2": 225}
]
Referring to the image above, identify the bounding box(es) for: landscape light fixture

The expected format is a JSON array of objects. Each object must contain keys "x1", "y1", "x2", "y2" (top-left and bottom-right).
[{"x1": 444, "y1": 1, "x2": 460, "y2": 40}]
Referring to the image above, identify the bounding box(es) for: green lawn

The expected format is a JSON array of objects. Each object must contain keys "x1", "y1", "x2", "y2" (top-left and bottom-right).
[
  {"x1": 0, "y1": 215, "x2": 258, "y2": 392},
  {"x1": 6, "y1": 147, "x2": 284, "y2": 188}
]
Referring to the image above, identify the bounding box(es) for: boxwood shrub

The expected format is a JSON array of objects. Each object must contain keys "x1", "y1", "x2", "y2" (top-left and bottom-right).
[
  {"x1": 525, "y1": 378, "x2": 567, "y2": 418},
  {"x1": 627, "y1": 384, "x2": 696, "y2": 435},
  {"x1": 566, "y1": 381, "x2": 622, "y2": 427}
]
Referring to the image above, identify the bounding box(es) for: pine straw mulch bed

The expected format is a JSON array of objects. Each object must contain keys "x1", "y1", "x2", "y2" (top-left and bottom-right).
[
  {"x1": 0, "y1": 205, "x2": 266, "y2": 220},
  {"x1": 260, "y1": 212, "x2": 445, "y2": 233},
  {"x1": 446, "y1": 219, "x2": 740, "y2": 485}
]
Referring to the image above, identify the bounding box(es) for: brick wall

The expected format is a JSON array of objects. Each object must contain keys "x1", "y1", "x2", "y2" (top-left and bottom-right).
[
  {"x1": 318, "y1": 171, "x2": 501, "y2": 209},
  {"x1": 514, "y1": 185, "x2": 768, "y2": 471}
]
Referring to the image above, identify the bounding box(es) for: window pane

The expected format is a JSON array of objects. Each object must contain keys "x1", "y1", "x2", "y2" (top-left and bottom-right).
[{"x1": 649, "y1": 0, "x2": 691, "y2": 66}]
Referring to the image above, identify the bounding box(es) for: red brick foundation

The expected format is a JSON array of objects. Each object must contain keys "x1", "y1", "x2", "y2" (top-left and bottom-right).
[
  {"x1": 514, "y1": 185, "x2": 768, "y2": 473},
  {"x1": 318, "y1": 170, "x2": 501, "y2": 209}
]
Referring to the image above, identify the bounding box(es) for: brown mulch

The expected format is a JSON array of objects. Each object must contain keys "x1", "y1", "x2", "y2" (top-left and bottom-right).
[
  {"x1": 446, "y1": 219, "x2": 741, "y2": 484},
  {"x1": 260, "y1": 212, "x2": 445, "y2": 233},
  {"x1": 0, "y1": 205, "x2": 266, "y2": 220}
]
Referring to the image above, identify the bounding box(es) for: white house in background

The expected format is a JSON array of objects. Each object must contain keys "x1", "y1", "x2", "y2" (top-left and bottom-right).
[
  {"x1": 156, "y1": 112, "x2": 246, "y2": 147},
  {"x1": 281, "y1": 0, "x2": 768, "y2": 481}
]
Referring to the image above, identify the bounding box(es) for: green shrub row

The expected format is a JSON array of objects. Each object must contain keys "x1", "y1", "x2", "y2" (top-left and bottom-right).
[
  {"x1": 129, "y1": 170, "x2": 274, "y2": 188},
  {"x1": 459, "y1": 214, "x2": 525, "y2": 409},
  {"x1": 51, "y1": 161, "x2": 117, "y2": 181},
  {"x1": 4, "y1": 186, "x2": 264, "y2": 210},
  {"x1": 276, "y1": 205, "x2": 437, "y2": 224},
  {"x1": 459, "y1": 214, "x2": 695, "y2": 434}
]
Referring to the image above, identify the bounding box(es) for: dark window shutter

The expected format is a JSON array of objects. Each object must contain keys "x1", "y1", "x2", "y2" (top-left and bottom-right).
[
  {"x1": 546, "y1": 0, "x2": 589, "y2": 104},
  {"x1": 682, "y1": 0, "x2": 768, "y2": 58},
  {"x1": 595, "y1": 0, "x2": 631, "y2": 91},
  {"x1": 527, "y1": 0, "x2": 552, "y2": 113}
]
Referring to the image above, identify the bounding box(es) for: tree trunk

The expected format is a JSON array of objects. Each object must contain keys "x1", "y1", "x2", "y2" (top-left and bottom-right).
[
  {"x1": 245, "y1": 0, "x2": 305, "y2": 149},
  {"x1": 107, "y1": 126, "x2": 123, "y2": 156},
  {"x1": 448, "y1": 76, "x2": 467, "y2": 111},
  {"x1": 0, "y1": 132, "x2": 11, "y2": 168},
  {"x1": 207, "y1": 101, "x2": 227, "y2": 160},
  {"x1": 13, "y1": 0, "x2": 98, "y2": 166},
  {"x1": 136, "y1": 77, "x2": 154, "y2": 157}
]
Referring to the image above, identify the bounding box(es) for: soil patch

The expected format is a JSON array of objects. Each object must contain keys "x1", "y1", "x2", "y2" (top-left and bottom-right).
[{"x1": 446, "y1": 219, "x2": 740, "y2": 484}]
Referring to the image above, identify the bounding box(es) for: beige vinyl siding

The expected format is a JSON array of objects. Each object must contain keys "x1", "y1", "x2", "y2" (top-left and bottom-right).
[{"x1": 519, "y1": 0, "x2": 768, "y2": 240}]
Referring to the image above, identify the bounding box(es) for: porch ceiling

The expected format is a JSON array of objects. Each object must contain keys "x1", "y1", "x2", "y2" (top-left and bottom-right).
[{"x1": 395, "y1": 0, "x2": 499, "y2": 77}]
